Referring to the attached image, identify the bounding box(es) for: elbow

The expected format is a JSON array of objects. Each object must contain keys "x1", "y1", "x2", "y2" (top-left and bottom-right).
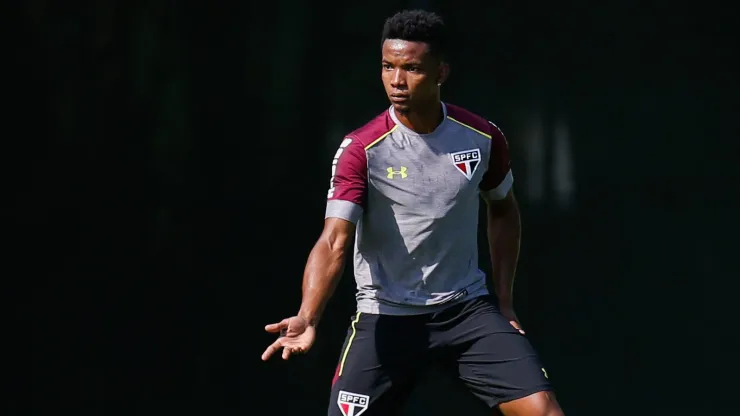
[
  {"x1": 487, "y1": 192, "x2": 519, "y2": 218},
  {"x1": 321, "y1": 228, "x2": 352, "y2": 255},
  {"x1": 317, "y1": 217, "x2": 356, "y2": 256}
]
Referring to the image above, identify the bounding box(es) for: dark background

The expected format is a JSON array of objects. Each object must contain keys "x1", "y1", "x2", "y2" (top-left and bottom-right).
[{"x1": 9, "y1": 1, "x2": 737, "y2": 415}]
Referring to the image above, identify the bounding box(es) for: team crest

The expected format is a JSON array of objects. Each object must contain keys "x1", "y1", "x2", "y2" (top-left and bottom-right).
[
  {"x1": 337, "y1": 390, "x2": 369, "y2": 416},
  {"x1": 450, "y1": 148, "x2": 481, "y2": 180}
]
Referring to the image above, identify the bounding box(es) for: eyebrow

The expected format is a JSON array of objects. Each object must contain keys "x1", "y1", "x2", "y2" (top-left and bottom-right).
[{"x1": 381, "y1": 59, "x2": 423, "y2": 65}]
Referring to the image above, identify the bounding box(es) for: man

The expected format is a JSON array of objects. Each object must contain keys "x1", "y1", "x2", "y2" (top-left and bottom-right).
[{"x1": 261, "y1": 9, "x2": 565, "y2": 416}]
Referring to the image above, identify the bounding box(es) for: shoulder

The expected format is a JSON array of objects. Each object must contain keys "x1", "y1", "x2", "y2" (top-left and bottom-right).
[
  {"x1": 329, "y1": 110, "x2": 394, "y2": 174},
  {"x1": 445, "y1": 103, "x2": 506, "y2": 141},
  {"x1": 344, "y1": 110, "x2": 396, "y2": 150}
]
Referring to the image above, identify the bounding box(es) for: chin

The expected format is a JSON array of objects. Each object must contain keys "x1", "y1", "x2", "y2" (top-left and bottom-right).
[{"x1": 392, "y1": 103, "x2": 411, "y2": 114}]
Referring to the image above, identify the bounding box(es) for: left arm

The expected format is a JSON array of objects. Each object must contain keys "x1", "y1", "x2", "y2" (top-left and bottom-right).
[
  {"x1": 479, "y1": 122, "x2": 525, "y2": 332},
  {"x1": 485, "y1": 191, "x2": 521, "y2": 310}
]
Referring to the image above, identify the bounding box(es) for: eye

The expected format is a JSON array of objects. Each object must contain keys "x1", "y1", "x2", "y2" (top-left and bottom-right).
[{"x1": 382, "y1": 63, "x2": 392, "y2": 70}]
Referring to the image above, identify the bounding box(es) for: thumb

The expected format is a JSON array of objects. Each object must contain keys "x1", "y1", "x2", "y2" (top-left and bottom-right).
[
  {"x1": 509, "y1": 320, "x2": 525, "y2": 334},
  {"x1": 265, "y1": 319, "x2": 289, "y2": 333}
]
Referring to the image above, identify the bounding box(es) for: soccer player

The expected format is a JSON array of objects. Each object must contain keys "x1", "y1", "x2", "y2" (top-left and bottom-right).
[{"x1": 261, "y1": 9, "x2": 565, "y2": 416}]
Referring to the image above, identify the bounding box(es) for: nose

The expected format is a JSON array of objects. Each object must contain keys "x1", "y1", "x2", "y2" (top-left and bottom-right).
[{"x1": 390, "y1": 69, "x2": 406, "y2": 89}]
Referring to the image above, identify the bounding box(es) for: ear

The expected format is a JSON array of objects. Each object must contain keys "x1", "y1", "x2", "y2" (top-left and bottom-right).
[{"x1": 437, "y1": 62, "x2": 450, "y2": 86}]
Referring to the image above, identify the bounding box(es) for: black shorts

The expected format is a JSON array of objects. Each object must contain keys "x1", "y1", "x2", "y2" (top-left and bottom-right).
[{"x1": 328, "y1": 295, "x2": 552, "y2": 416}]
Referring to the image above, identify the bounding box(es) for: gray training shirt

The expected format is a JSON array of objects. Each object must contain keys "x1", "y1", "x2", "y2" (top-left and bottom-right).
[{"x1": 326, "y1": 102, "x2": 514, "y2": 315}]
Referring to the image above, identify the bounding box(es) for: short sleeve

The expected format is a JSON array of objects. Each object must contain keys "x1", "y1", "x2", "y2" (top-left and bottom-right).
[
  {"x1": 325, "y1": 136, "x2": 367, "y2": 223},
  {"x1": 479, "y1": 122, "x2": 514, "y2": 201}
]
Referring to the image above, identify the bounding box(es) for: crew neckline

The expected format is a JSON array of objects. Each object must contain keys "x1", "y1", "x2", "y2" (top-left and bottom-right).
[{"x1": 389, "y1": 101, "x2": 449, "y2": 138}]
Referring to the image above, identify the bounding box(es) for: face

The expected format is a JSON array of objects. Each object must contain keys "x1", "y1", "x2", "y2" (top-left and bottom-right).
[{"x1": 381, "y1": 39, "x2": 449, "y2": 114}]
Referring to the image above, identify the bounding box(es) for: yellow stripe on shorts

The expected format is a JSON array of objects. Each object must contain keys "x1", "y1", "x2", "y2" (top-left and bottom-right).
[{"x1": 338, "y1": 312, "x2": 362, "y2": 377}]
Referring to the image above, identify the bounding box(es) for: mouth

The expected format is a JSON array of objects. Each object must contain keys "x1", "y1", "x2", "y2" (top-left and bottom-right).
[{"x1": 390, "y1": 94, "x2": 409, "y2": 103}]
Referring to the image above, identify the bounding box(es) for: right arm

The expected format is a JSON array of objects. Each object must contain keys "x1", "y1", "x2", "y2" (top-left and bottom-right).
[
  {"x1": 299, "y1": 135, "x2": 367, "y2": 325},
  {"x1": 262, "y1": 136, "x2": 367, "y2": 361},
  {"x1": 297, "y1": 217, "x2": 355, "y2": 327}
]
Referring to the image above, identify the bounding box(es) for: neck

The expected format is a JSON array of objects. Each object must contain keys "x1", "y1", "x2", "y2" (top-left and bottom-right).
[{"x1": 395, "y1": 100, "x2": 444, "y2": 134}]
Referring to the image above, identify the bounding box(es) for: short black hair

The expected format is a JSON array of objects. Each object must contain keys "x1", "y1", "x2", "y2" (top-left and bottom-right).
[{"x1": 381, "y1": 10, "x2": 448, "y2": 60}]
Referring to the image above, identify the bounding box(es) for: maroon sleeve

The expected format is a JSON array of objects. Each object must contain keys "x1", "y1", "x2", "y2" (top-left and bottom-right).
[
  {"x1": 327, "y1": 136, "x2": 368, "y2": 207},
  {"x1": 479, "y1": 122, "x2": 513, "y2": 195}
]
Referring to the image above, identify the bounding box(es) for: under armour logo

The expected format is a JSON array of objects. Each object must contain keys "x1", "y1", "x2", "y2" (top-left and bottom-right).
[{"x1": 386, "y1": 167, "x2": 408, "y2": 179}]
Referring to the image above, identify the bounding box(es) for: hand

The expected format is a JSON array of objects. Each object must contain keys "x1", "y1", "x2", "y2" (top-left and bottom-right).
[
  {"x1": 261, "y1": 316, "x2": 316, "y2": 361},
  {"x1": 499, "y1": 306, "x2": 525, "y2": 335}
]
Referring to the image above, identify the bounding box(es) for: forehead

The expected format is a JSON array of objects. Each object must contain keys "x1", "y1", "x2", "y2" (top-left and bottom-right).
[{"x1": 381, "y1": 39, "x2": 431, "y2": 62}]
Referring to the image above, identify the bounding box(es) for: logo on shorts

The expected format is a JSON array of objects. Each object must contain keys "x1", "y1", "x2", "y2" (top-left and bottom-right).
[
  {"x1": 337, "y1": 390, "x2": 369, "y2": 416},
  {"x1": 450, "y1": 148, "x2": 481, "y2": 180}
]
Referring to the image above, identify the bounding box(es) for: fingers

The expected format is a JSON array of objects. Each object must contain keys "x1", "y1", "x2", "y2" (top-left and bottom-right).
[
  {"x1": 509, "y1": 320, "x2": 526, "y2": 335},
  {"x1": 261, "y1": 338, "x2": 307, "y2": 361},
  {"x1": 261, "y1": 338, "x2": 283, "y2": 361},
  {"x1": 264, "y1": 344, "x2": 300, "y2": 362},
  {"x1": 262, "y1": 317, "x2": 311, "y2": 361},
  {"x1": 265, "y1": 319, "x2": 288, "y2": 333},
  {"x1": 282, "y1": 345, "x2": 306, "y2": 360}
]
